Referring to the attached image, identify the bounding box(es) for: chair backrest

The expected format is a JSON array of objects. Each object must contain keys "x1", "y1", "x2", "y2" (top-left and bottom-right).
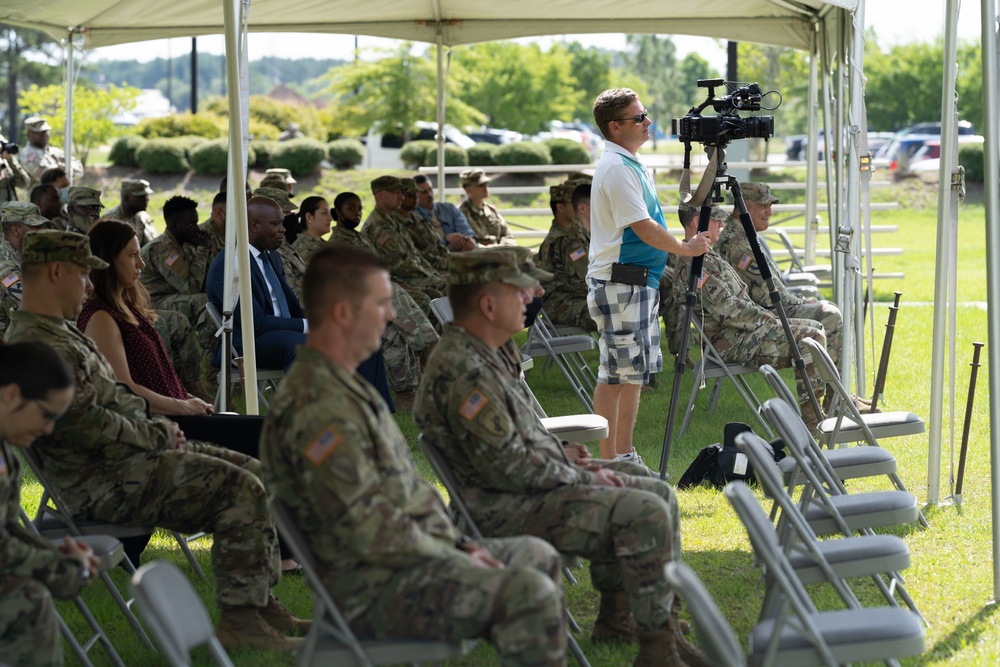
[
  {"x1": 662, "y1": 563, "x2": 746, "y2": 667},
  {"x1": 429, "y1": 296, "x2": 454, "y2": 326},
  {"x1": 761, "y1": 398, "x2": 846, "y2": 495},
  {"x1": 132, "y1": 561, "x2": 234, "y2": 667},
  {"x1": 759, "y1": 365, "x2": 800, "y2": 416},
  {"x1": 417, "y1": 435, "x2": 484, "y2": 540}
]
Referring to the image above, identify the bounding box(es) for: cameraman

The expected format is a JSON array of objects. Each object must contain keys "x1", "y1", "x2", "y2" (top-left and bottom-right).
[
  {"x1": 587, "y1": 88, "x2": 711, "y2": 464},
  {"x1": 0, "y1": 136, "x2": 30, "y2": 203}
]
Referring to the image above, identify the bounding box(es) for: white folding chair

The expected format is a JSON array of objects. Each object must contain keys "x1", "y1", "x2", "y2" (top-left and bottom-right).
[
  {"x1": 269, "y1": 496, "x2": 476, "y2": 667},
  {"x1": 205, "y1": 301, "x2": 285, "y2": 411},
  {"x1": 132, "y1": 561, "x2": 235, "y2": 667}
]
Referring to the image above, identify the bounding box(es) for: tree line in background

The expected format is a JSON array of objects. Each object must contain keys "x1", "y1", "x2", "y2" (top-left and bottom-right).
[{"x1": 0, "y1": 23, "x2": 989, "y2": 153}]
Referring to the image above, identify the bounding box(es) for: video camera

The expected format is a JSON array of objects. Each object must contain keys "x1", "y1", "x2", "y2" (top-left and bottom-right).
[
  {"x1": 672, "y1": 79, "x2": 779, "y2": 147},
  {"x1": 0, "y1": 141, "x2": 18, "y2": 155}
]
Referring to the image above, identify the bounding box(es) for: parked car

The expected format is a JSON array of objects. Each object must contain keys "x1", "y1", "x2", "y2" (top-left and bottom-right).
[
  {"x1": 466, "y1": 126, "x2": 523, "y2": 145},
  {"x1": 364, "y1": 121, "x2": 476, "y2": 169},
  {"x1": 896, "y1": 120, "x2": 977, "y2": 138},
  {"x1": 532, "y1": 120, "x2": 604, "y2": 158},
  {"x1": 900, "y1": 135, "x2": 985, "y2": 180}
]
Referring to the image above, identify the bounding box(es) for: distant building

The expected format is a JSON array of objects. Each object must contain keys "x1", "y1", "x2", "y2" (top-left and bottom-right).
[{"x1": 112, "y1": 88, "x2": 174, "y2": 126}]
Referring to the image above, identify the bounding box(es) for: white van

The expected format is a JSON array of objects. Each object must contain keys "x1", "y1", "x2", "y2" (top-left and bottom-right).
[{"x1": 364, "y1": 121, "x2": 476, "y2": 169}]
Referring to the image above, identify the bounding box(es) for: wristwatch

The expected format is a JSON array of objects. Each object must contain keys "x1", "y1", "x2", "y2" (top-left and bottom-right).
[{"x1": 78, "y1": 561, "x2": 91, "y2": 583}]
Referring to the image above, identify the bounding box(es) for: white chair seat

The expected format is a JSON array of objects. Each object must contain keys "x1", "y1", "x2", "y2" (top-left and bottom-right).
[
  {"x1": 804, "y1": 490, "x2": 919, "y2": 535},
  {"x1": 818, "y1": 410, "x2": 925, "y2": 445},
  {"x1": 776, "y1": 445, "x2": 897, "y2": 486},
  {"x1": 541, "y1": 414, "x2": 609, "y2": 443}
]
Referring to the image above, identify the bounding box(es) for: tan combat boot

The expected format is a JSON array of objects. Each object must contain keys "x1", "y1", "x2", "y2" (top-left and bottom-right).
[
  {"x1": 216, "y1": 606, "x2": 303, "y2": 652},
  {"x1": 260, "y1": 592, "x2": 311, "y2": 635},
  {"x1": 799, "y1": 398, "x2": 821, "y2": 433},
  {"x1": 591, "y1": 590, "x2": 636, "y2": 643},
  {"x1": 670, "y1": 611, "x2": 711, "y2": 667},
  {"x1": 633, "y1": 626, "x2": 685, "y2": 667}
]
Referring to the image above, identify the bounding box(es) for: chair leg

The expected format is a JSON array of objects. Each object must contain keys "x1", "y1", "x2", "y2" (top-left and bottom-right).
[
  {"x1": 567, "y1": 631, "x2": 591, "y2": 667},
  {"x1": 171, "y1": 531, "x2": 207, "y2": 580},
  {"x1": 66, "y1": 596, "x2": 126, "y2": 667},
  {"x1": 679, "y1": 364, "x2": 705, "y2": 437},
  {"x1": 98, "y1": 567, "x2": 156, "y2": 650},
  {"x1": 707, "y1": 378, "x2": 725, "y2": 416}
]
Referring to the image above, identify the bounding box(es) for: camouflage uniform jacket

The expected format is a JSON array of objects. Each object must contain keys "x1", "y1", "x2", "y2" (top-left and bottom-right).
[
  {"x1": 714, "y1": 217, "x2": 809, "y2": 309},
  {"x1": 198, "y1": 219, "x2": 226, "y2": 260},
  {"x1": 538, "y1": 220, "x2": 589, "y2": 298},
  {"x1": 459, "y1": 201, "x2": 515, "y2": 246},
  {"x1": 400, "y1": 211, "x2": 450, "y2": 272},
  {"x1": 19, "y1": 145, "x2": 82, "y2": 184},
  {"x1": 671, "y1": 248, "x2": 780, "y2": 361},
  {"x1": 0, "y1": 238, "x2": 22, "y2": 338},
  {"x1": 328, "y1": 225, "x2": 375, "y2": 252},
  {"x1": 414, "y1": 325, "x2": 599, "y2": 510},
  {"x1": 140, "y1": 231, "x2": 210, "y2": 299},
  {"x1": 5, "y1": 311, "x2": 177, "y2": 515},
  {"x1": 275, "y1": 242, "x2": 307, "y2": 302},
  {"x1": 100, "y1": 205, "x2": 158, "y2": 247},
  {"x1": 0, "y1": 157, "x2": 30, "y2": 203},
  {"x1": 0, "y1": 439, "x2": 86, "y2": 598},
  {"x1": 361, "y1": 208, "x2": 444, "y2": 284},
  {"x1": 292, "y1": 234, "x2": 327, "y2": 265},
  {"x1": 260, "y1": 347, "x2": 463, "y2": 619}
]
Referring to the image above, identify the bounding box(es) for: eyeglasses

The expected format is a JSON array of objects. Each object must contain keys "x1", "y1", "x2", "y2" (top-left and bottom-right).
[
  {"x1": 612, "y1": 111, "x2": 649, "y2": 124},
  {"x1": 33, "y1": 399, "x2": 64, "y2": 423}
]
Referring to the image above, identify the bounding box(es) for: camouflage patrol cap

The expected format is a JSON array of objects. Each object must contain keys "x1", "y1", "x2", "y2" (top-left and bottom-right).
[
  {"x1": 24, "y1": 116, "x2": 51, "y2": 133},
  {"x1": 67, "y1": 186, "x2": 103, "y2": 208},
  {"x1": 121, "y1": 179, "x2": 154, "y2": 197},
  {"x1": 21, "y1": 230, "x2": 109, "y2": 269},
  {"x1": 448, "y1": 247, "x2": 540, "y2": 288},
  {"x1": 264, "y1": 167, "x2": 297, "y2": 185},
  {"x1": 1, "y1": 202, "x2": 49, "y2": 227},
  {"x1": 507, "y1": 245, "x2": 554, "y2": 282},
  {"x1": 740, "y1": 182, "x2": 779, "y2": 205},
  {"x1": 399, "y1": 178, "x2": 419, "y2": 195},
  {"x1": 563, "y1": 171, "x2": 593, "y2": 186},
  {"x1": 259, "y1": 173, "x2": 287, "y2": 190},
  {"x1": 459, "y1": 169, "x2": 491, "y2": 187},
  {"x1": 677, "y1": 200, "x2": 727, "y2": 220},
  {"x1": 253, "y1": 187, "x2": 297, "y2": 213},
  {"x1": 370, "y1": 175, "x2": 403, "y2": 194},
  {"x1": 549, "y1": 183, "x2": 574, "y2": 204}
]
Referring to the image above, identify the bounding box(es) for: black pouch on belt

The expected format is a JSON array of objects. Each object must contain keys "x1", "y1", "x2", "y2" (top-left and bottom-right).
[{"x1": 610, "y1": 262, "x2": 649, "y2": 286}]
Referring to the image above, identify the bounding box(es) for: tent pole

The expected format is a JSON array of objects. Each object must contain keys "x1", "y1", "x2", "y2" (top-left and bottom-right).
[
  {"x1": 979, "y1": 0, "x2": 1000, "y2": 601},
  {"x1": 64, "y1": 29, "x2": 75, "y2": 187},
  {"x1": 847, "y1": 3, "x2": 867, "y2": 397},
  {"x1": 805, "y1": 25, "x2": 819, "y2": 265},
  {"x1": 436, "y1": 30, "x2": 445, "y2": 201},
  {"x1": 222, "y1": 0, "x2": 258, "y2": 414}
]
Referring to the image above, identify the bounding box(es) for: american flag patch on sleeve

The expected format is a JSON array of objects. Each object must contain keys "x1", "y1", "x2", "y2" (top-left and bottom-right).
[
  {"x1": 697, "y1": 272, "x2": 709, "y2": 289},
  {"x1": 458, "y1": 389, "x2": 489, "y2": 420},
  {"x1": 377, "y1": 232, "x2": 392, "y2": 246},
  {"x1": 569, "y1": 247, "x2": 586, "y2": 262},
  {"x1": 165, "y1": 252, "x2": 180, "y2": 267},
  {"x1": 2, "y1": 272, "x2": 19, "y2": 288},
  {"x1": 738, "y1": 254, "x2": 753, "y2": 270},
  {"x1": 304, "y1": 429, "x2": 343, "y2": 466}
]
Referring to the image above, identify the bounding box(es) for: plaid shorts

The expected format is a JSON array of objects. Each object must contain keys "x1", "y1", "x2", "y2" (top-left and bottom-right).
[{"x1": 587, "y1": 279, "x2": 662, "y2": 384}]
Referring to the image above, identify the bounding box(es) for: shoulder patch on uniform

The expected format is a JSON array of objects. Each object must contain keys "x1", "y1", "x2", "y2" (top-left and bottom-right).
[
  {"x1": 0, "y1": 453, "x2": 6, "y2": 475},
  {"x1": 304, "y1": 428, "x2": 343, "y2": 466},
  {"x1": 2, "y1": 272, "x2": 20, "y2": 289},
  {"x1": 458, "y1": 389, "x2": 489, "y2": 420},
  {"x1": 475, "y1": 403, "x2": 509, "y2": 437},
  {"x1": 697, "y1": 272, "x2": 709, "y2": 289},
  {"x1": 165, "y1": 252, "x2": 179, "y2": 267},
  {"x1": 569, "y1": 247, "x2": 586, "y2": 262},
  {"x1": 376, "y1": 232, "x2": 392, "y2": 247},
  {"x1": 738, "y1": 254, "x2": 753, "y2": 270}
]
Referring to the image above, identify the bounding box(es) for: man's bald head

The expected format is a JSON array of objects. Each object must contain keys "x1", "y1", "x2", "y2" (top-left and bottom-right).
[{"x1": 247, "y1": 196, "x2": 286, "y2": 251}]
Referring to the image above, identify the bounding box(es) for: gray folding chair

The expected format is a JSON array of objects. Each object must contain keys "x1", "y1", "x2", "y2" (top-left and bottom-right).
[
  {"x1": 662, "y1": 562, "x2": 745, "y2": 667},
  {"x1": 680, "y1": 319, "x2": 772, "y2": 438},
  {"x1": 132, "y1": 561, "x2": 235, "y2": 667},
  {"x1": 724, "y1": 482, "x2": 925, "y2": 667},
  {"x1": 269, "y1": 496, "x2": 476, "y2": 667},
  {"x1": 417, "y1": 436, "x2": 592, "y2": 667},
  {"x1": 522, "y1": 308, "x2": 598, "y2": 413},
  {"x1": 800, "y1": 338, "x2": 926, "y2": 448},
  {"x1": 759, "y1": 366, "x2": 899, "y2": 490},
  {"x1": 733, "y1": 431, "x2": 922, "y2": 620},
  {"x1": 205, "y1": 301, "x2": 285, "y2": 411}
]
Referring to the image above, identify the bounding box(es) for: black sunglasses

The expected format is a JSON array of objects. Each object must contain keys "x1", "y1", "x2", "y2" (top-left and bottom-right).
[{"x1": 612, "y1": 111, "x2": 649, "y2": 124}]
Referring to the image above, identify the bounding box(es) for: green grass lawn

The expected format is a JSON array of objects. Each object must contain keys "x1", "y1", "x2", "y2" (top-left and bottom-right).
[{"x1": 19, "y1": 172, "x2": 1000, "y2": 665}]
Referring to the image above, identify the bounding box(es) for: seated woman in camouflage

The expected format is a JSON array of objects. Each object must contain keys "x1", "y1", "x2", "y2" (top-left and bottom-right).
[
  {"x1": 290, "y1": 196, "x2": 333, "y2": 264},
  {"x1": 0, "y1": 341, "x2": 98, "y2": 667}
]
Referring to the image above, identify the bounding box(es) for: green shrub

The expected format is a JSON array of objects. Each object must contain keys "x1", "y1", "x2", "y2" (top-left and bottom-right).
[
  {"x1": 960, "y1": 142, "x2": 984, "y2": 183},
  {"x1": 177, "y1": 135, "x2": 208, "y2": 159},
  {"x1": 467, "y1": 143, "x2": 498, "y2": 167},
  {"x1": 494, "y1": 141, "x2": 552, "y2": 166},
  {"x1": 248, "y1": 119, "x2": 282, "y2": 141},
  {"x1": 189, "y1": 139, "x2": 256, "y2": 176},
  {"x1": 108, "y1": 135, "x2": 147, "y2": 168},
  {"x1": 327, "y1": 139, "x2": 365, "y2": 170},
  {"x1": 135, "y1": 138, "x2": 190, "y2": 174},
  {"x1": 425, "y1": 144, "x2": 469, "y2": 167},
  {"x1": 135, "y1": 113, "x2": 225, "y2": 139},
  {"x1": 251, "y1": 140, "x2": 278, "y2": 169},
  {"x1": 543, "y1": 137, "x2": 591, "y2": 165},
  {"x1": 400, "y1": 140, "x2": 437, "y2": 169},
  {"x1": 268, "y1": 138, "x2": 326, "y2": 176},
  {"x1": 204, "y1": 95, "x2": 323, "y2": 139}
]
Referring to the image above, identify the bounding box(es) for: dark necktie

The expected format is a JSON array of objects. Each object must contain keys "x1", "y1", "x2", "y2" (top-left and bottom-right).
[{"x1": 261, "y1": 251, "x2": 290, "y2": 318}]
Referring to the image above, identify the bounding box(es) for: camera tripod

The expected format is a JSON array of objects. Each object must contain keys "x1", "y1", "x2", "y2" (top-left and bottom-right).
[{"x1": 658, "y1": 146, "x2": 822, "y2": 480}]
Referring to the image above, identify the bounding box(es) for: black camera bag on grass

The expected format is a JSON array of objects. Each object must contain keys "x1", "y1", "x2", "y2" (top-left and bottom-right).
[{"x1": 677, "y1": 422, "x2": 786, "y2": 489}]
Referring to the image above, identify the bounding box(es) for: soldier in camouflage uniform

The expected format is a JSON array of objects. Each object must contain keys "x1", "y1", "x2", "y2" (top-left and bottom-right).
[
  {"x1": 256, "y1": 186, "x2": 308, "y2": 301},
  {"x1": 261, "y1": 168, "x2": 296, "y2": 195},
  {"x1": 260, "y1": 244, "x2": 567, "y2": 666},
  {"x1": 671, "y1": 203, "x2": 826, "y2": 424},
  {"x1": 6, "y1": 230, "x2": 307, "y2": 652},
  {"x1": 537, "y1": 183, "x2": 596, "y2": 332},
  {"x1": 19, "y1": 116, "x2": 83, "y2": 186},
  {"x1": 199, "y1": 191, "x2": 227, "y2": 260},
  {"x1": 0, "y1": 341, "x2": 98, "y2": 667},
  {"x1": 99, "y1": 179, "x2": 158, "y2": 246},
  {"x1": 715, "y1": 183, "x2": 843, "y2": 366},
  {"x1": 415, "y1": 248, "x2": 707, "y2": 667},
  {"x1": 459, "y1": 169, "x2": 516, "y2": 247},
  {"x1": 1, "y1": 202, "x2": 52, "y2": 338},
  {"x1": 65, "y1": 186, "x2": 104, "y2": 234},
  {"x1": 361, "y1": 176, "x2": 448, "y2": 304},
  {"x1": 140, "y1": 196, "x2": 216, "y2": 359},
  {"x1": 399, "y1": 178, "x2": 451, "y2": 272}
]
